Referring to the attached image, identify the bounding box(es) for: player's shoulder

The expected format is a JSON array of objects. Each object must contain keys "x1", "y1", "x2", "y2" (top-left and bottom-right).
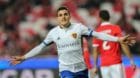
[
  {"x1": 105, "y1": 24, "x2": 121, "y2": 29},
  {"x1": 108, "y1": 23, "x2": 120, "y2": 27},
  {"x1": 111, "y1": 24, "x2": 121, "y2": 30},
  {"x1": 48, "y1": 26, "x2": 59, "y2": 34},
  {"x1": 70, "y1": 23, "x2": 86, "y2": 30},
  {"x1": 97, "y1": 23, "x2": 120, "y2": 30},
  {"x1": 71, "y1": 22, "x2": 83, "y2": 27},
  {"x1": 107, "y1": 24, "x2": 122, "y2": 33}
]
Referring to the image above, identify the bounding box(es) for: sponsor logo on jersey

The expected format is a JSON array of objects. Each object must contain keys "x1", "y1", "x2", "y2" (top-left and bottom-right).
[{"x1": 57, "y1": 41, "x2": 80, "y2": 49}]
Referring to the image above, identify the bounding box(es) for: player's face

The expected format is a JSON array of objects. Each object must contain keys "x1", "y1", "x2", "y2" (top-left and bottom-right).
[{"x1": 57, "y1": 10, "x2": 71, "y2": 27}]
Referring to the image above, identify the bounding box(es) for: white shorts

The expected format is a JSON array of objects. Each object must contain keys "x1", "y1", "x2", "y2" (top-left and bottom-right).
[
  {"x1": 101, "y1": 63, "x2": 126, "y2": 78},
  {"x1": 88, "y1": 69, "x2": 99, "y2": 78}
]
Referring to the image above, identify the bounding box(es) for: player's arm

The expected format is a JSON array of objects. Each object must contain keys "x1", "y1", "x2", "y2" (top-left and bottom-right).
[
  {"x1": 92, "y1": 31, "x2": 119, "y2": 42},
  {"x1": 11, "y1": 43, "x2": 47, "y2": 65},
  {"x1": 91, "y1": 38, "x2": 100, "y2": 74},
  {"x1": 80, "y1": 24, "x2": 135, "y2": 45},
  {"x1": 11, "y1": 31, "x2": 54, "y2": 65},
  {"x1": 24, "y1": 42, "x2": 47, "y2": 59},
  {"x1": 120, "y1": 43, "x2": 136, "y2": 70},
  {"x1": 11, "y1": 42, "x2": 52, "y2": 65},
  {"x1": 116, "y1": 25, "x2": 136, "y2": 70},
  {"x1": 92, "y1": 47, "x2": 98, "y2": 68},
  {"x1": 92, "y1": 31, "x2": 136, "y2": 45},
  {"x1": 80, "y1": 24, "x2": 118, "y2": 41}
]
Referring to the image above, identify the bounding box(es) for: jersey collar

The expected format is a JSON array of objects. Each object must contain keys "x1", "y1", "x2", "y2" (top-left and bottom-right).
[
  {"x1": 59, "y1": 23, "x2": 71, "y2": 28},
  {"x1": 101, "y1": 22, "x2": 111, "y2": 26},
  {"x1": 59, "y1": 23, "x2": 72, "y2": 30}
]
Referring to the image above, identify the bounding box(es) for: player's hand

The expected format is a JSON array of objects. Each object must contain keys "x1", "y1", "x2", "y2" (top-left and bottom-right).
[
  {"x1": 89, "y1": 68, "x2": 98, "y2": 78},
  {"x1": 118, "y1": 35, "x2": 136, "y2": 46},
  {"x1": 10, "y1": 56, "x2": 25, "y2": 65},
  {"x1": 92, "y1": 67, "x2": 98, "y2": 74}
]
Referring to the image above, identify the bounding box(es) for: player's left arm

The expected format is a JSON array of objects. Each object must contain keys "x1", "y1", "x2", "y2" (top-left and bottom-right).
[
  {"x1": 116, "y1": 26, "x2": 136, "y2": 70},
  {"x1": 80, "y1": 24, "x2": 136, "y2": 45},
  {"x1": 121, "y1": 44, "x2": 136, "y2": 70},
  {"x1": 92, "y1": 31, "x2": 136, "y2": 45}
]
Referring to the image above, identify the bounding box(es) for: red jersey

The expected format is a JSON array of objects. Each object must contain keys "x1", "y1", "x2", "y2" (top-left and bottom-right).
[{"x1": 93, "y1": 22, "x2": 122, "y2": 66}]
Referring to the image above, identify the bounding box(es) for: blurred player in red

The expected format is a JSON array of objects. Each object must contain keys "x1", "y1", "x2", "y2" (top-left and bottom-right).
[
  {"x1": 83, "y1": 38, "x2": 92, "y2": 69},
  {"x1": 92, "y1": 10, "x2": 136, "y2": 78},
  {"x1": 83, "y1": 38, "x2": 94, "y2": 78}
]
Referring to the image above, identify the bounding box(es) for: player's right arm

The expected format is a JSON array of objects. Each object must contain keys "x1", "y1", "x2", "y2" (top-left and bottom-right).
[
  {"x1": 92, "y1": 46, "x2": 99, "y2": 73},
  {"x1": 92, "y1": 38, "x2": 100, "y2": 74},
  {"x1": 116, "y1": 26, "x2": 136, "y2": 70},
  {"x1": 117, "y1": 26, "x2": 136, "y2": 70},
  {"x1": 121, "y1": 44, "x2": 136, "y2": 70},
  {"x1": 11, "y1": 31, "x2": 54, "y2": 65}
]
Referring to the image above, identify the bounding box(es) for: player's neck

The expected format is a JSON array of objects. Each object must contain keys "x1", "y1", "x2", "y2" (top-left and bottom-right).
[{"x1": 60, "y1": 23, "x2": 71, "y2": 29}]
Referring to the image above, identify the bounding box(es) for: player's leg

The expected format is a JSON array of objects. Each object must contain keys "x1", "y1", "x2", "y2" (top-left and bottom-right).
[
  {"x1": 100, "y1": 66, "x2": 111, "y2": 78},
  {"x1": 110, "y1": 64, "x2": 126, "y2": 78}
]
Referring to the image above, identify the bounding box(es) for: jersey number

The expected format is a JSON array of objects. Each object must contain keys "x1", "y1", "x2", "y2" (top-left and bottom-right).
[
  {"x1": 102, "y1": 30, "x2": 111, "y2": 50},
  {"x1": 102, "y1": 41, "x2": 110, "y2": 50}
]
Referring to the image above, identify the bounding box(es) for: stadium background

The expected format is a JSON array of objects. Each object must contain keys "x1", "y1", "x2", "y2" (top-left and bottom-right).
[{"x1": 0, "y1": 0, "x2": 140, "y2": 78}]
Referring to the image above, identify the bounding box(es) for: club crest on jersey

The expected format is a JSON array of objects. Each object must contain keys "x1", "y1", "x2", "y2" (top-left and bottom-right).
[{"x1": 71, "y1": 33, "x2": 77, "y2": 39}]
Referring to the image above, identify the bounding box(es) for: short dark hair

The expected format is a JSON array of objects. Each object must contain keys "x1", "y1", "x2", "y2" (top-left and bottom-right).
[
  {"x1": 99, "y1": 10, "x2": 110, "y2": 21},
  {"x1": 56, "y1": 6, "x2": 70, "y2": 16}
]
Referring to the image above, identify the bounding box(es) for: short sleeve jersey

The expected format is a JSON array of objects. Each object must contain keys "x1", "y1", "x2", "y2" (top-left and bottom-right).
[{"x1": 93, "y1": 23, "x2": 123, "y2": 66}]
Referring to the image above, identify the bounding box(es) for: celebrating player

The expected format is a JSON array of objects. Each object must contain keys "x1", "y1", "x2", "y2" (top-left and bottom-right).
[{"x1": 11, "y1": 7, "x2": 135, "y2": 78}]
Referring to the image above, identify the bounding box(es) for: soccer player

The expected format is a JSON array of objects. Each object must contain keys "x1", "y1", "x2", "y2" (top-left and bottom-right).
[
  {"x1": 11, "y1": 7, "x2": 135, "y2": 78},
  {"x1": 92, "y1": 10, "x2": 136, "y2": 78},
  {"x1": 83, "y1": 38, "x2": 95, "y2": 78},
  {"x1": 83, "y1": 38, "x2": 92, "y2": 70}
]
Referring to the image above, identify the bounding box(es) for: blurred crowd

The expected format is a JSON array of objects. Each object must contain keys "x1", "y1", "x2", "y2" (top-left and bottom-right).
[{"x1": 0, "y1": 0, "x2": 140, "y2": 58}]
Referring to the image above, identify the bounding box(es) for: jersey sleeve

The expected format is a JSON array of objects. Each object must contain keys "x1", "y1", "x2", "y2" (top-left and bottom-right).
[
  {"x1": 24, "y1": 30, "x2": 54, "y2": 59},
  {"x1": 79, "y1": 24, "x2": 93, "y2": 36},
  {"x1": 24, "y1": 43, "x2": 46, "y2": 59},
  {"x1": 92, "y1": 28, "x2": 100, "y2": 47},
  {"x1": 43, "y1": 30, "x2": 54, "y2": 46},
  {"x1": 92, "y1": 38, "x2": 101, "y2": 47}
]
